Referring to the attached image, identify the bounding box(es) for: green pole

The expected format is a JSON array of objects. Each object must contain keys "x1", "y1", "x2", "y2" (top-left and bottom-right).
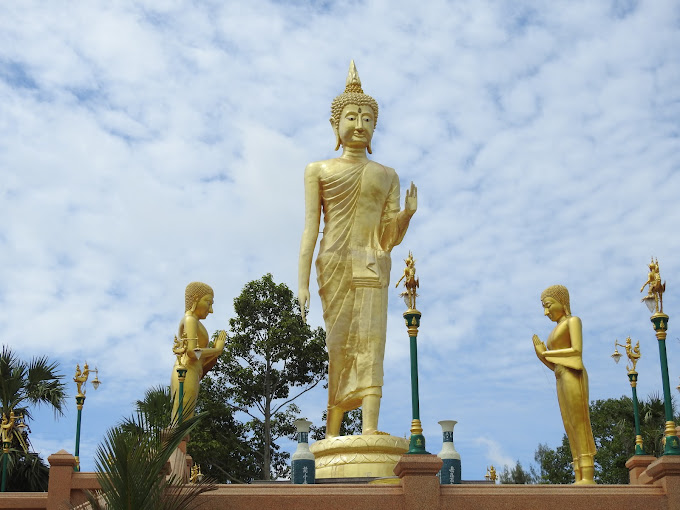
[
  {"x1": 650, "y1": 313, "x2": 680, "y2": 455},
  {"x1": 628, "y1": 372, "x2": 646, "y2": 455},
  {"x1": 403, "y1": 310, "x2": 428, "y2": 454},
  {"x1": 74, "y1": 396, "x2": 85, "y2": 471},
  {"x1": 1, "y1": 443, "x2": 9, "y2": 492},
  {"x1": 176, "y1": 367, "x2": 187, "y2": 423},
  {"x1": 410, "y1": 335, "x2": 420, "y2": 422}
]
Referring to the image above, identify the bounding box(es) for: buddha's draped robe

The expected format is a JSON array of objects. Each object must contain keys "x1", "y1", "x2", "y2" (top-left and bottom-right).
[
  {"x1": 316, "y1": 160, "x2": 408, "y2": 411},
  {"x1": 545, "y1": 331, "x2": 597, "y2": 461}
]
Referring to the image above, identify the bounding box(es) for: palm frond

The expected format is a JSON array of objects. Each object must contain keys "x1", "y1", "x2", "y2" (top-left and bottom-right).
[{"x1": 83, "y1": 402, "x2": 215, "y2": 510}]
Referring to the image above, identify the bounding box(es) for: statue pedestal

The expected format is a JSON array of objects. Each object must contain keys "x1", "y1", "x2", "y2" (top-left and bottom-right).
[{"x1": 310, "y1": 434, "x2": 409, "y2": 479}]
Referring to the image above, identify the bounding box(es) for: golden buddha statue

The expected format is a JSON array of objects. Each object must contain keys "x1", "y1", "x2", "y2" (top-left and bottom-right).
[
  {"x1": 171, "y1": 282, "x2": 226, "y2": 420},
  {"x1": 298, "y1": 61, "x2": 417, "y2": 438},
  {"x1": 532, "y1": 285, "x2": 596, "y2": 484}
]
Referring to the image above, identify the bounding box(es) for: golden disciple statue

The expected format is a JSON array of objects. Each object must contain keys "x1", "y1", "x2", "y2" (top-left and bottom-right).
[
  {"x1": 298, "y1": 61, "x2": 417, "y2": 437},
  {"x1": 171, "y1": 282, "x2": 226, "y2": 420},
  {"x1": 532, "y1": 285, "x2": 596, "y2": 485}
]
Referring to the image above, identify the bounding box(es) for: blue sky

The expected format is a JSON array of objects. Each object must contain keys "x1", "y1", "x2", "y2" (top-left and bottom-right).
[{"x1": 2, "y1": 0, "x2": 680, "y2": 480}]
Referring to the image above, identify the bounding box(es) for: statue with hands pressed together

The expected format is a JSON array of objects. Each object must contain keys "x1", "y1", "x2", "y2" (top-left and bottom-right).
[
  {"x1": 298, "y1": 61, "x2": 417, "y2": 437},
  {"x1": 533, "y1": 284, "x2": 596, "y2": 485},
  {"x1": 171, "y1": 282, "x2": 226, "y2": 421}
]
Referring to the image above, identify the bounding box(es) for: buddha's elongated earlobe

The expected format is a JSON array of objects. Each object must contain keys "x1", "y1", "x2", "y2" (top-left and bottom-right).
[
  {"x1": 367, "y1": 142, "x2": 372, "y2": 154},
  {"x1": 331, "y1": 120, "x2": 341, "y2": 151}
]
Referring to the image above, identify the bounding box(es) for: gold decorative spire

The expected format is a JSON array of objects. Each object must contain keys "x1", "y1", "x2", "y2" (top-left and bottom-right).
[{"x1": 345, "y1": 60, "x2": 363, "y2": 93}]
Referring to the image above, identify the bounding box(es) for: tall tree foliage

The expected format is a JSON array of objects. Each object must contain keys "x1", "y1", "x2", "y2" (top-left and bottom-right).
[
  {"x1": 211, "y1": 274, "x2": 327, "y2": 480},
  {"x1": 499, "y1": 460, "x2": 536, "y2": 484},
  {"x1": 0, "y1": 346, "x2": 66, "y2": 491},
  {"x1": 534, "y1": 394, "x2": 674, "y2": 484},
  {"x1": 134, "y1": 385, "x2": 258, "y2": 484}
]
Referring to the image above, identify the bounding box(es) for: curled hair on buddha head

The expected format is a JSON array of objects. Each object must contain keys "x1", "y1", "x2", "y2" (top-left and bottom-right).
[
  {"x1": 330, "y1": 60, "x2": 379, "y2": 151},
  {"x1": 540, "y1": 285, "x2": 571, "y2": 316},
  {"x1": 185, "y1": 281, "x2": 214, "y2": 312}
]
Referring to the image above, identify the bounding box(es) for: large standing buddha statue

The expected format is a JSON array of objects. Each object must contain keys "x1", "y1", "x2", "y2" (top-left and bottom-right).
[{"x1": 298, "y1": 61, "x2": 417, "y2": 437}]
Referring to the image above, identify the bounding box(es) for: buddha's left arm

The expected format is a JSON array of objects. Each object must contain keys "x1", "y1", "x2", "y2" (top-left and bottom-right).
[
  {"x1": 380, "y1": 172, "x2": 416, "y2": 249},
  {"x1": 543, "y1": 317, "x2": 585, "y2": 370}
]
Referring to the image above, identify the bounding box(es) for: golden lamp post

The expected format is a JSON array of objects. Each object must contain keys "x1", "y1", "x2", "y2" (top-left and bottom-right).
[
  {"x1": 611, "y1": 337, "x2": 645, "y2": 454},
  {"x1": 639, "y1": 258, "x2": 680, "y2": 455},
  {"x1": 73, "y1": 363, "x2": 101, "y2": 471},
  {"x1": 396, "y1": 251, "x2": 428, "y2": 454},
  {"x1": 1, "y1": 411, "x2": 27, "y2": 492},
  {"x1": 172, "y1": 335, "x2": 190, "y2": 422}
]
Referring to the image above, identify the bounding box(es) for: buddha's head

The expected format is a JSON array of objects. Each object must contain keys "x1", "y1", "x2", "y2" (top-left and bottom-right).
[
  {"x1": 185, "y1": 281, "x2": 215, "y2": 318},
  {"x1": 540, "y1": 284, "x2": 571, "y2": 321},
  {"x1": 330, "y1": 60, "x2": 379, "y2": 153}
]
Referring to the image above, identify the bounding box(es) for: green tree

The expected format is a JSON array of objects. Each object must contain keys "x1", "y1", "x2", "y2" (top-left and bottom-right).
[
  {"x1": 211, "y1": 274, "x2": 327, "y2": 480},
  {"x1": 0, "y1": 346, "x2": 66, "y2": 491},
  {"x1": 534, "y1": 394, "x2": 673, "y2": 484},
  {"x1": 134, "y1": 385, "x2": 258, "y2": 484},
  {"x1": 534, "y1": 439, "x2": 573, "y2": 484},
  {"x1": 84, "y1": 404, "x2": 215, "y2": 510},
  {"x1": 189, "y1": 379, "x2": 259, "y2": 483},
  {"x1": 499, "y1": 460, "x2": 536, "y2": 484}
]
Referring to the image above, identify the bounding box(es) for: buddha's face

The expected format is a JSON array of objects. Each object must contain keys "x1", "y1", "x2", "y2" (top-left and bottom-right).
[
  {"x1": 337, "y1": 104, "x2": 374, "y2": 149},
  {"x1": 194, "y1": 293, "x2": 214, "y2": 319},
  {"x1": 542, "y1": 297, "x2": 566, "y2": 323}
]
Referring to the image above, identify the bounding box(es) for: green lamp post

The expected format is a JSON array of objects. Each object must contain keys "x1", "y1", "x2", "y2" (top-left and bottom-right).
[
  {"x1": 640, "y1": 257, "x2": 680, "y2": 455},
  {"x1": 73, "y1": 363, "x2": 101, "y2": 471},
  {"x1": 172, "y1": 335, "x2": 190, "y2": 422},
  {"x1": 611, "y1": 337, "x2": 645, "y2": 454},
  {"x1": 1, "y1": 411, "x2": 26, "y2": 492},
  {"x1": 397, "y1": 251, "x2": 429, "y2": 454}
]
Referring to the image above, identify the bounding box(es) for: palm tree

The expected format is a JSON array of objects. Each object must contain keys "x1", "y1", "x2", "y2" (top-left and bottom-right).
[
  {"x1": 83, "y1": 403, "x2": 215, "y2": 510},
  {"x1": 0, "y1": 345, "x2": 66, "y2": 491}
]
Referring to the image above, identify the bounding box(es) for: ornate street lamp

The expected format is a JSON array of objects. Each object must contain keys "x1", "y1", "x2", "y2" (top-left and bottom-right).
[
  {"x1": 172, "y1": 335, "x2": 189, "y2": 422},
  {"x1": 639, "y1": 258, "x2": 680, "y2": 455},
  {"x1": 396, "y1": 251, "x2": 428, "y2": 454},
  {"x1": 611, "y1": 337, "x2": 645, "y2": 454},
  {"x1": 73, "y1": 363, "x2": 101, "y2": 471}
]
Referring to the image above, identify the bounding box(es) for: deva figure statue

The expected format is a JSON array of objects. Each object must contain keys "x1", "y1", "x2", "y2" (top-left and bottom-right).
[
  {"x1": 532, "y1": 285, "x2": 596, "y2": 484},
  {"x1": 171, "y1": 281, "x2": 226, "y2": 420},
  {"x1": 298, "y1": 61, "x2": 417, "y2": 437}
]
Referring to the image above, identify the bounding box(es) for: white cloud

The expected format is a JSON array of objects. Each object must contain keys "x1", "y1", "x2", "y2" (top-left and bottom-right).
[{"x1": 1, "y1": 0, "x2": 679, "y2": 479}]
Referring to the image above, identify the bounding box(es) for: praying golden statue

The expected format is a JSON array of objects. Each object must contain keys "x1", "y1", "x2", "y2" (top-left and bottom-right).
[
  {"x1": 532, "y1": 285, "x2": 596, "y2": 485},
  {"x1": 171, "y1": 282, "x2": 226, "y2": 420},
  {"x1": 298, "y1": 61, "x2": 417, "y2": 437}
]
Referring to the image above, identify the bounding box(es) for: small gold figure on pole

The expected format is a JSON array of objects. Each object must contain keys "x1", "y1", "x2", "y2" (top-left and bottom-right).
[
  {"x1": 396, "y1": 251, "x2": 419, "y2": 311},
  {"x1": 74, "y1": 363, "x2": 91, "y2": 397},
  {"x1": 611, "y1": 337, "x2": 646, "y2": 454},
  {"x1": 640, "y1": 257, "x2": 666, "y2": 313},
  {"x1": 190, "y1": 463, "x2": 204, "y2": 483}
]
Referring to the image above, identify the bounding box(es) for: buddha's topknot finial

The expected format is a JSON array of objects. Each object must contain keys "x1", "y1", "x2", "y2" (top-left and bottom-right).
[{"x1": 345, "y1": 60, "x2": 363, "y2": 94}]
